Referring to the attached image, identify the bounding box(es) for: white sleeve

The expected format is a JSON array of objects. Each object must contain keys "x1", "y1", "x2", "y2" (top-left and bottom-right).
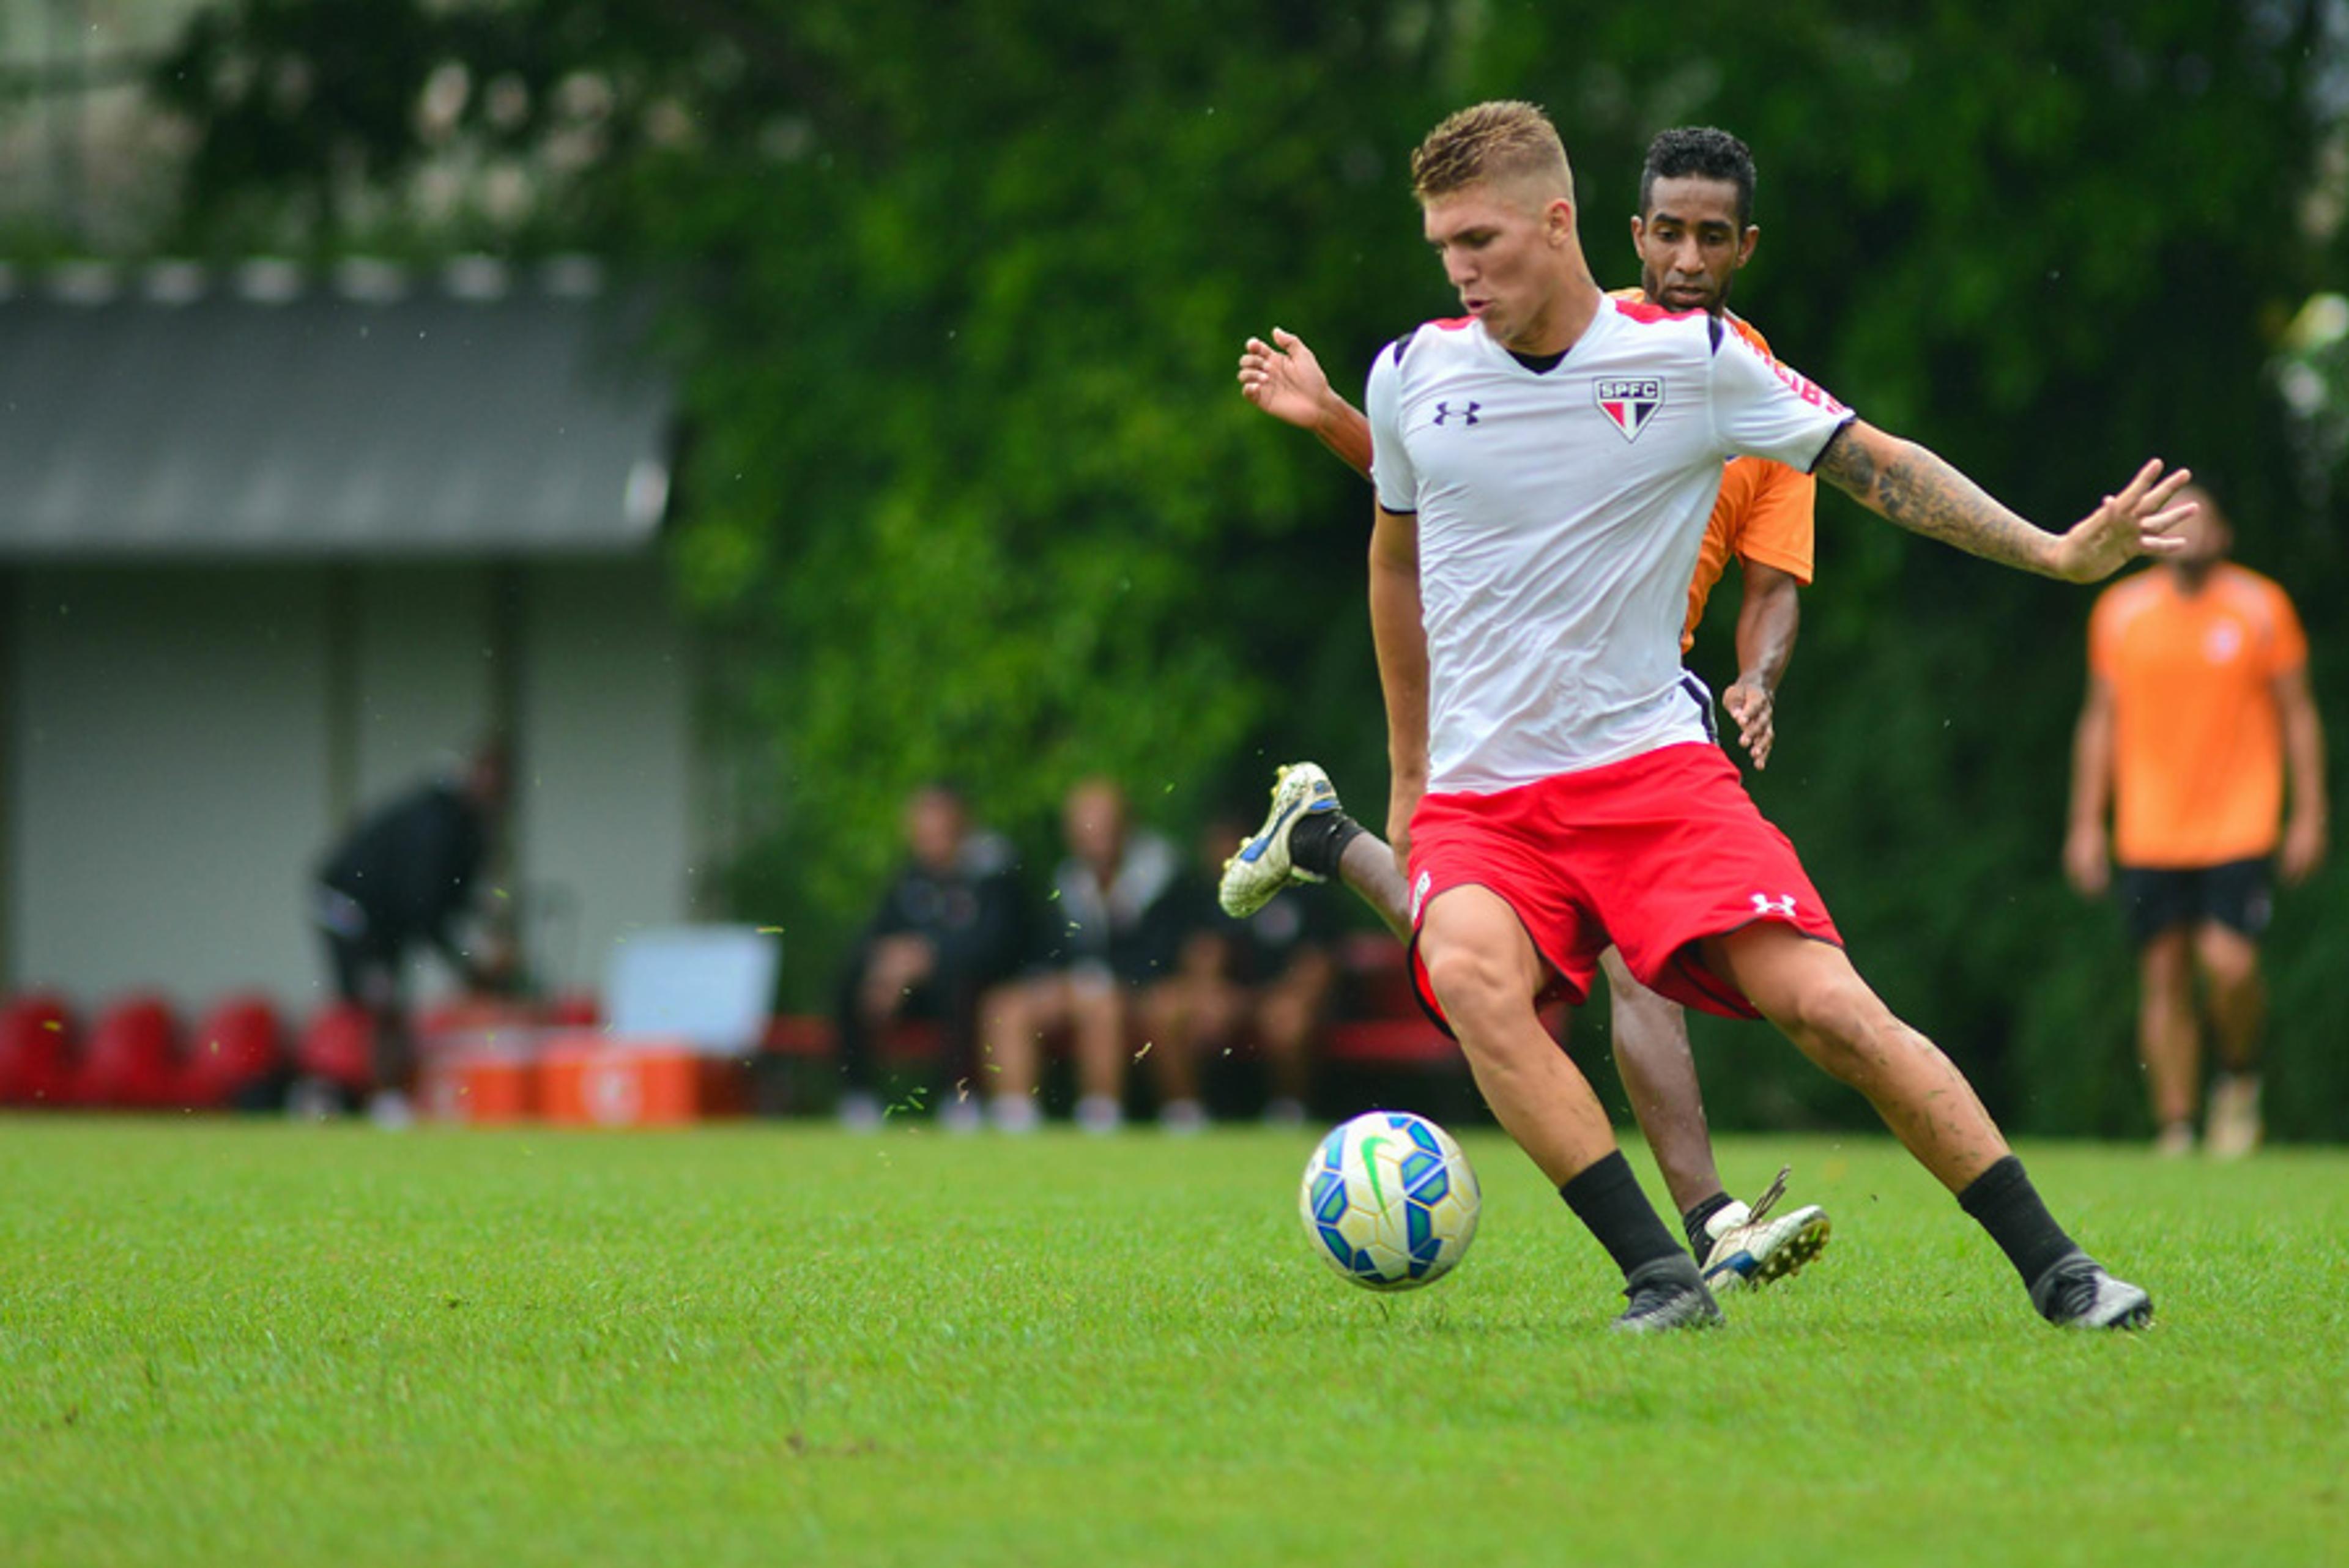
[
  {"x1": 1707, "y1": 329, "x2": 1855, "y2": 474},
  {"x1": 1366, "y1": 342, "x2": 1419, "y2": 512}
]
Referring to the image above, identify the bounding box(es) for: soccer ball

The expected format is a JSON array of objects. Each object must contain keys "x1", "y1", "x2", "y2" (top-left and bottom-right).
[{"x1": 1298, "y1": 1110, "x2": 1480, "y2": 1290}]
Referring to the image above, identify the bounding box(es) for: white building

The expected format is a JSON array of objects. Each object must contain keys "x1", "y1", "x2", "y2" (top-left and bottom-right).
[{"x1": 0, "y1": 256, "x2": 711, "y2": 1021}]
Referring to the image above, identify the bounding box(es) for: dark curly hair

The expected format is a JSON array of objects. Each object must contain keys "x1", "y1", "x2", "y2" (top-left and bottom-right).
[{"x1": 1638, "y1": 126, "x2": 1757, "y2": 228}]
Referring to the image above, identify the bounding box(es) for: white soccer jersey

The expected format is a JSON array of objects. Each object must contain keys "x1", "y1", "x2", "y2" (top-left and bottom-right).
[{"x1": 1367, "y1": 297, "x2": 1854, "y2": 792}]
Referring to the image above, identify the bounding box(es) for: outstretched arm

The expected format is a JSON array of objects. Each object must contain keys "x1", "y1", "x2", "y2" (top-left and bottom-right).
[
  {"x1": 1814, "y1": 421, "x2": 2194, "y2": 583},
  {"x1": 1368, "y1": 503, "x2": 1428, "y2": 873},
  {"x1": 1239, "y1": 328, "x2": 1375, "y2": 479},
  {"x1": 1722, "y1": 560, "x2": 1800, "y2": 769}
]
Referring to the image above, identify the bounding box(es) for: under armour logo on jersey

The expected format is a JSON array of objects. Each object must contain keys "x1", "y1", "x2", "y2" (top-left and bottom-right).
[
  {"x1": 1751, "y1": 892, "x2": 1798, "y2": 919},
  {"x1": 1431, "y1": 401, "x2": 1481, "y2": 426},
  {"x1": 1594, "y1": 378, "x2": 1663, "y2": 442}
]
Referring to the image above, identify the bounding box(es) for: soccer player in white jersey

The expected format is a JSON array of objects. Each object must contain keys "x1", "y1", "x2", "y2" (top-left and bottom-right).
[
  {"x1": 1353, "y1": 100, "x2": 2185, "y2": 1331},
  {"x1": 1226, "y1": 127, "x2": 1828, "y2": 1296}
]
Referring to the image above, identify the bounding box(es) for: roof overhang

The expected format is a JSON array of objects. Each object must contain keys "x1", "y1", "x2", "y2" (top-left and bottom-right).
[{"x1": 0, "y1": 257, "x2": 673, "y2": 559}]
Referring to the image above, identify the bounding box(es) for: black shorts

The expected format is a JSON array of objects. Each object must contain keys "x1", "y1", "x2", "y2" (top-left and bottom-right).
[{"x1": 2114, "y1": 858, "x2": 2273, "y2": 947}]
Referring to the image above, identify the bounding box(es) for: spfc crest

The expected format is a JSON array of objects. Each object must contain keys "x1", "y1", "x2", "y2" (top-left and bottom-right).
[{"x1": 1594, "y1": 377, "x2": 1663, "y2": 442}]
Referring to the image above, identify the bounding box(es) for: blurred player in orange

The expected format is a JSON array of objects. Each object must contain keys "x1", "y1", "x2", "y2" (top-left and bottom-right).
[
  {"x1": 2066, "y1": 484, "x2": 2326, "y2": 1156},
  {"x1": 1224, "y1": 128, "x2": 1828, "y2": 1294}
]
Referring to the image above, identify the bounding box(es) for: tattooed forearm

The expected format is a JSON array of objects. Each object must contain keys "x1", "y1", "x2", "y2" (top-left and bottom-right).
[{"x1": 1817, "y1": 423, "x2": 2062, "y2": 577}]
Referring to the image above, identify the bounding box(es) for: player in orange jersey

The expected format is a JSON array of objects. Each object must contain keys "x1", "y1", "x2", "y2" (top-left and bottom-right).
[
  {"x1": 1225, "y1": 128, "x2": 1827, "y2": 1293},
  {"x1": 2066, "y1": 484, "x2": 2326, "y2": 1156}
]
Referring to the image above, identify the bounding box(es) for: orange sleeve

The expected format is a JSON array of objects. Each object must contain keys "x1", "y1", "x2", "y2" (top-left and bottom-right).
[
  {"x1": 1730, "y1": 459, "x2": 1816, "y2": 584},
  {"x1": 1718, "y1": 315, "x2": 1816, "y2": 584}
]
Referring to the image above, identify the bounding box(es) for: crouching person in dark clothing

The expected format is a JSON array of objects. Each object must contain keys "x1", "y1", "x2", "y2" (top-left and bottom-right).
[{"x1": 308, "y1": 742, "x2": 514, "y2": 1124}]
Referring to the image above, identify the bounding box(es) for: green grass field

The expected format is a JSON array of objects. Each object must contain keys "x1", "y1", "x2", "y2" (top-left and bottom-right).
[{"x1": 2, "y1": 1118, "x2": 2343, "y2": 1567}]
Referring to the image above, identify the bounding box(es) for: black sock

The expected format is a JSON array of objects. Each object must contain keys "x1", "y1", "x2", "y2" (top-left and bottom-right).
[
  {"x1": 1560, "y1": 1150, "x2": 1685, "y2": 1278},
  {"x1": 1287, "y1": 809, "x2": 1366, "y2": 881},
  {"x1": 1681, "y1": 1191, "x2": 1735, "y2": 1256},
  {"x1": 1956, "y1": 1155, "x2": 2077, "y2": 1290}
]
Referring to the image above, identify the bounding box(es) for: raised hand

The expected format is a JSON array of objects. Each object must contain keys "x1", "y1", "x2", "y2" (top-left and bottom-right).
[
  {"x1": 1238, "y1": 327, "x2": 1337, "y2": 432},
  {"x1": 2050, "y1": 461, "x2": 2197, "y2": 584}
]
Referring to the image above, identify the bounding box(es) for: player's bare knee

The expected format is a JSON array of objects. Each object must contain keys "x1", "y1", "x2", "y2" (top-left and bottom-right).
[{"x1": 1420, "y1": 941, "x2": 1499, "y2": 1013}]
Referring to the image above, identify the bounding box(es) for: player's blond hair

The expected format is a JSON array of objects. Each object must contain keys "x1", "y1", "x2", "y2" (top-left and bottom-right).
[{"x1": 1410, "y1": 101, "x2": 1575, "y2": 207}]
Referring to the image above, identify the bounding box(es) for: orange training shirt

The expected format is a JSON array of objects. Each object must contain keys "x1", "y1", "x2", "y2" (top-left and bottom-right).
[
  {"x1": 1605, "y1": 294, "x2": 1819, "y2": 651},
  {"x1": 2088, "y1": 561, "x2": 2308, "y2": 867}
]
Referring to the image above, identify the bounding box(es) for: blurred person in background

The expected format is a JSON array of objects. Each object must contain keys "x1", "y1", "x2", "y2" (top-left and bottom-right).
[
  {"x1": 981, "y1": 777, "x2": 1178, "y2": 1133},
  {"x1": 1136, "y1": 812, "x2": 1337, "y2": 1130},
  {"x1": 308, "y1": 741, "x2": 516, "y2": 1126},
  {"x1": 2066, "y1": 483, "x2": 2326, "y2": 1158},
  {"x1": 831, "y1": 783, "x2": 1028, "y2": 1130}
]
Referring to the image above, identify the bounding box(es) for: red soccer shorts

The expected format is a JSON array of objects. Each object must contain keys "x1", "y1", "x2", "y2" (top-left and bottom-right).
[{"x1": 1406, "y1": 741, "x2": 1842, "y2": 1026}]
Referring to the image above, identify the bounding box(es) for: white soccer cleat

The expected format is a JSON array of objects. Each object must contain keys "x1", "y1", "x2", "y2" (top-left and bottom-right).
[
  {"x1": 1219, "y1": 762, "x2": 1339, "y2": 918},
  {"x1": 1699, "y1": 1166, "x2": 1831, "y2": 1293}
]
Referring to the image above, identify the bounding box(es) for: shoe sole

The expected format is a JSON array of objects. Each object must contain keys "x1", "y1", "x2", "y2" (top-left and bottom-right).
[
  {"x1": 1704, "y1": 1214, "x2": 1831, "y2": 1293},
  {"x1": 1753, "y1": 1215, "x2": 1831, "y2": 1285},
  {"x1": 2069, "y1": 1289, "x2": 2154, "y2": 1330},
  {"x1": 1218, "y1": 765, "x2": 1332, "y2": 915}
]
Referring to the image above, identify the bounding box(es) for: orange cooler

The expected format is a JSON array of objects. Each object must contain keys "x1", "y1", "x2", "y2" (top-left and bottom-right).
[
  {"x1": 421, "y1": 1043, "x2": 538, "y2": 1124},
  {"x1": 537, "y1": 1034, "x2": 744, "y2": 1126}
]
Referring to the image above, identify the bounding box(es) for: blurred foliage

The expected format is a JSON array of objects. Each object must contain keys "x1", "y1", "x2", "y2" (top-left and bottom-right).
[{"x1": 146, "y1": 0, "x2": 2349, "y2": 1136}]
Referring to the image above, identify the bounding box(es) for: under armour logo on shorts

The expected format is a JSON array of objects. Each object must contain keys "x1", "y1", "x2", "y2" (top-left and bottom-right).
[
  {"x1": 1751, "y1": 892, "x2": 1798, "y2": 919},
  {"x1": 1412, "y1": 870, "x2": 1433, "y2": 923}
]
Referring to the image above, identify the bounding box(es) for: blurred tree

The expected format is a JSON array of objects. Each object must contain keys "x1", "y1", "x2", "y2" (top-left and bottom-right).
[
  {"x1": 144, "y1": 0, "x2": 2349, "y2": 1133},
  {"x1": 149, "y1": 0, "x2": 1464, "y2": 983}
]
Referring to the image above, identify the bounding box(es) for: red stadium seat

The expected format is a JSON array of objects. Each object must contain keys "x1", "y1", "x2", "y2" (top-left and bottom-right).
[
  {"x1": 72, "y1": 994, "x2": 182, "y2": 1109},
  {"x1": 543, "y1": 991, "x2": 599, "y2": 1028},
  {"x1": 297, "y1": 1002, "x2": 378, "y2": 1094},
  {"x1": 761, "y1": 1015, "x2": 836, "y2": 1057},
  {"x1": 177, "y1": 994, "x2": 287, "y2": 1109},
  {"x1": 0, "y1": 993, "x2": 78, "y2": 1107}
]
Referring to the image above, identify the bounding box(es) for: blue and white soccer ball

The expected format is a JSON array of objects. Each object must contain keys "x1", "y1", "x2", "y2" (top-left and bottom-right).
[{"x1": 1299, "y1": 1110, "x2": 1481, "y2": 1290}]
